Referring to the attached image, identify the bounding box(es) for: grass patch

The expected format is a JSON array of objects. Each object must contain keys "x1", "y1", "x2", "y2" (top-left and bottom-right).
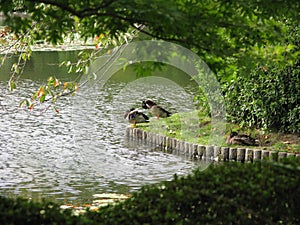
[{"x1": 136, "y1": 110, "x2": 300, "y2": 153}]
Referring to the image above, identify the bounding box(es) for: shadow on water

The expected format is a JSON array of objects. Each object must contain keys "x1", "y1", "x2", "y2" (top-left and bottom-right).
[
  {"x1": 0, "y1": 50, "x2": 86, "y2": 81},
  {"x1": 0, "y1": 50, "x2": 206, "y2": 204}
]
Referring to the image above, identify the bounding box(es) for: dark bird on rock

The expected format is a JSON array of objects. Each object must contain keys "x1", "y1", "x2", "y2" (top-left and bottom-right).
[
  {"x1": 226, "y1": 132, "x2": 259, "y2": 146},
  {"x1": 124, "y1": 108, "x2": 149, "y2": 126},
  {"x1": 142, "y1": 99, "x2": 171, "y2": 119}
]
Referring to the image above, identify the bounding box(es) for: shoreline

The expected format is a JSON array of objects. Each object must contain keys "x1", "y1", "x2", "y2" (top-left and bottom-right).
[{"x1": 126, "y1": 127, "x2": 300, "y2": 162}]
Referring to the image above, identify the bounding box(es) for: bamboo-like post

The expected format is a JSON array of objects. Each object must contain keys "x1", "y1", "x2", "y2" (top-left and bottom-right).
[
  {"x1": 237, "y1": 148, "x2": 246, "y2": 162},
  {"x1": 253, "y1": 149, "x2": 262, "y2": 161},
  {"x1": 125, "y1": 128, "x2": 300, "y2": 164},
  {"x1": 156, "y1": 134, "x2": 161, "y2": 146},
  {"x1": 152, "y1": 133, "x2": 157, "y2": 145},
  {"x1": 261, "y1": 150, "x2": 270, "y2": 160},
  {"x1": 156, "y1": 134, "x2": 162, "y2": 146},
  {"x1": 179, "y1": 140, "x2": 185, "y2": 153},
  {"x1": 126, "y1": 127, "x2": 133, "y2": 137},
  {"x1": 133, "y1": 128, "x2": 137, "y2": 137},
  {"x1": 192, "y1": 144, "x2": 199, "y2": 159},
  {"x1": 136, "y1": 128, "x2": 143, "y2": 139},
  {"x1": 206, "y1": 146, "x2": 214, "y2": 160},
  {"x1": 175, "y1": 140, "x2": 181, "y2": 151},
  {"x1": 245, "y1": 149, "x2": 253, "y2": 162},
  {"x1": 142, "y1": 130, "x2": 148, "y2": 139},
  {"x1": 147, "y1": 132, "x2": 152, "y2": 144},
  {"x1": 165, "y1": 137, "x2": 170, "y2": 150},
  {"x1": 278, "y1": 152, "x2": 287, "y2": 161},
  {"x1": 171, "y1": 138, "x2": 177, "y2": 150},
  {"x1": 229, "y1": 148, "x2": 237, "y2": 161},
  {"x1": 220, "y1": 147, "x2": 229, "y2": 161},
  {"x1": 214, "y1": 146, "x2": 221, "y2": 161},
  {"x1": 287, "y1": 153, "x2": 295, "y2": 158},
  {"x1": 269, "y1": 151, "x2": 278, "y2": 161},
  {"x1": 184, "y1": 142, "x2": 190, "y2": 155},
  {"x1": 198, "y1": 145, "x2": 205, "y2": 160}
]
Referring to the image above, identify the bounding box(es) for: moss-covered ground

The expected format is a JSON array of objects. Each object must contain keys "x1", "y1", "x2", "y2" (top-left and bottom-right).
[{"x1": 137, "y1": 111, "x2": 300, "y2": 153}]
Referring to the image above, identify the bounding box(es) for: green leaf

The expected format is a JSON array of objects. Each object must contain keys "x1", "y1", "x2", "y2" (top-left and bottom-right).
[
  {"x1": 9, "y1": 80, "x2": 16, "y2": 91},
  {"x1": 39, "y1": 94, "x2": 46, "y2": 103}
]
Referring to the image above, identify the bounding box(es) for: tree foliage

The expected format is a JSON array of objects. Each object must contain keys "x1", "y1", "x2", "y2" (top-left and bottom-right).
[
  {"x1": 225, "y1": 24, "x2": 300, "y2": 133},
  {"x1": 1, "y1": 0, "x2": 299, "y2": 72},
  {"x1": 0, "y1": 0, "x2": 299, "y2": 131}
]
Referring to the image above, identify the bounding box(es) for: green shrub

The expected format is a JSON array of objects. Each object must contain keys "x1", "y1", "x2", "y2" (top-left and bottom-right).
[
  {"x1": 86, "y1": 158, "x2": 300, "y2": 225},
  {"x1": 1, "y1": 158, "x2": 299, "y2": 225},
  {"x1": 0, "y1": 197, "x2": 81, "y2": 225},
  {"x1": 225, "y1": 60, "x2": 300, "y2": 133}
]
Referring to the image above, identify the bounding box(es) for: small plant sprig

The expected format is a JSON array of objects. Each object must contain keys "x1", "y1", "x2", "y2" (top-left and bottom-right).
[{"x1": 20, "y1": 76, "x2": 79, "y2": 113}]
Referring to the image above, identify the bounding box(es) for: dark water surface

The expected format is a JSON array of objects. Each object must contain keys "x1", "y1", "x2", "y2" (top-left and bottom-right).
[{"x1": 0, "y1": 51, "x2": 205, "y2": 204}]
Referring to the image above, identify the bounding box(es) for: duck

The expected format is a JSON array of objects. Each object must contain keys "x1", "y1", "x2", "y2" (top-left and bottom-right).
[
  {"x1": 124, "y1": 108, "x2": 149, "y2": 126},
  {"x1": 226, "y1": 132, "x2": 259, "y2": 146},
  {"x1": 142, "y1": 99, "x2": 171, "y2": 119}
]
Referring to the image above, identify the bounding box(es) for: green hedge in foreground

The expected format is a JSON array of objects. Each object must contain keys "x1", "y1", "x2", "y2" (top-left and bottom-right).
[{"x1": 1, "y1": 158, "x2": 300, "y2": 225}]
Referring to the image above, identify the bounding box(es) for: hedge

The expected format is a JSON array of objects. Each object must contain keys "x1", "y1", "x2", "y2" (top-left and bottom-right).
[{"x1": 225, "y1": 60, "x2": 300, "y2": 133}]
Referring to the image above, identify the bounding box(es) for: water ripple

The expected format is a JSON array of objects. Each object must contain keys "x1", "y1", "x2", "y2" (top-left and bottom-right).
[{"x1": 0, "y1": 77, "x2": 200, "y2": 204}]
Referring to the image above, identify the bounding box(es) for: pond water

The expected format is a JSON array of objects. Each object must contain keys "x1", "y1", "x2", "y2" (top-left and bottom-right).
[{"x1": 0, "y1": 50, "x2": 206, "y2": 204}]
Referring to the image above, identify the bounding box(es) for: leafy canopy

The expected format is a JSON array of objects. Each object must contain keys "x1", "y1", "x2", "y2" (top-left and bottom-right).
[
  {"x1": 1, "y1": 0, "x2": 299, "y2": 71},
  {"x1": 0, "y1": 0, "x2": 299, "y2": 112}
]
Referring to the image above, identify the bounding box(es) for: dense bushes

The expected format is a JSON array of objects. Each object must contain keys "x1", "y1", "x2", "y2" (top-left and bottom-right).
[
  {"x1": 1, "y1": 158, "x2": 299, "y2": 225},
  {"x1": 88, "y1": 158, "x2": 300, "y2": 225},
  {"x1": 225, "y1": 60, "x2": 300, "y2": 133},
  {"x1": 0, "y1": 197, "x2": 80, "y2": 225}
]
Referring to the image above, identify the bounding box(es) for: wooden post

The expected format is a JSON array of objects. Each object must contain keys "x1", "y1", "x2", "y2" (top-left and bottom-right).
[
  {"x1": 220, "y1": 147, "x2": 229, "y2": 161},
  {"x1": 245, "y1": 149, "x2": 253, "y2": 162},
  {"x1": 287, "y1": 153, "x2": 295, "y2": 158},
  {"x1": 165, "y1": 137, "x2": 171, "y2": 150},
  {"x1": 179, "y1": 140, "x2": 185, "y2": 153},
  {"x1": 151, "y1": 133, "x2": 156, "y2": 145},
  {"x1": 184, "y1": 142, "x2": 190, "y2": 155},
  {"x1": 192, "y1": 144, "x2": 199, "y2": 160},
  {"x1": 136, "y1": 128, "x2": 143, "y2": 139},
  {"x1": 142, "y1": 130, "x2": 148, "y2": 140},
  {"x1": 269, "y1": 151, "x2": 278, "y2": 161},
  {"x1": 175, "y1": 140, "x2": 180, "y2": 152},
  {"x1": 205, "y1": 146, "x2": 214, "y2": 160},
  {"x1": 261, "y1": 150, "x2": 270, "y2": 160},
  {"x1": 147, "y1": 132, "x2": 152, "y2": 143},
  {"x1": 253, "y1": 149, "x2": 262, "y2": 161},
  {"x1": 148, "y1": 132, "x2": 152, "y2": 144},
  {"x1": 229, "y1": 148, "x2": 237, "y2": 161},
  {"x1": 198, "y1": 145, "x2": 205, "y2": 160},
  {"x1": 172, "y1": 138, "x2": 177, "y2": 150},
  {"x1": 187, "y1": 143, "x2": 193, "y2": 155},
  {"x1": 214, "y1": 146, "x2": 221, "y2": 161},
  {"x1": 237, "y1": 148, "x2": 246, "y2": 162},
  {"x1": 278, "y1": 152, "x2": 287, "y2": 161},
  {"x1": 157, "y1": 134, "x2": 161, "y2": 145},
  {"x1": 125, "y1": 127, "x2": 130, "y2": 136},
  {"x1": 156, "y1": 134, "x2": 161, "y2": 146},
  {"x1": 133, "y1": 128, "x2": 138, "y2": 137}
]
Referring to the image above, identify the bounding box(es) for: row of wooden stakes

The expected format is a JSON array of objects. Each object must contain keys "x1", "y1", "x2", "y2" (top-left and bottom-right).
[{"x1": 126, "y1": 127, "x2": 299, "y2": 162}]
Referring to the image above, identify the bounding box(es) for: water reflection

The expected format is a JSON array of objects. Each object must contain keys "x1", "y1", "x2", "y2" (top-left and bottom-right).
[{"x1": 0, "y1": 60, "x2": 204, "y2": 204}]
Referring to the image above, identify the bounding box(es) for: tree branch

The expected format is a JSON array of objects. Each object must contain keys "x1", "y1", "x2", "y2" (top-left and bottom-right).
[
  {"x1": 30, "y1": 0, "x2": 118, "y2": 18},
  {"x1": 32, "y1": 0, "x2": 79, "y2": 16},
  {"x1": 131, "y1": 23, "x2": 211, "y2": 52}
]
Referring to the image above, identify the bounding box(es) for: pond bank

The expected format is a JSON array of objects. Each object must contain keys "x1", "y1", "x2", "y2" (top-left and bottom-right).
[{"x1": 126, "y1": 127, "x2": 300, "y2": 162}]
